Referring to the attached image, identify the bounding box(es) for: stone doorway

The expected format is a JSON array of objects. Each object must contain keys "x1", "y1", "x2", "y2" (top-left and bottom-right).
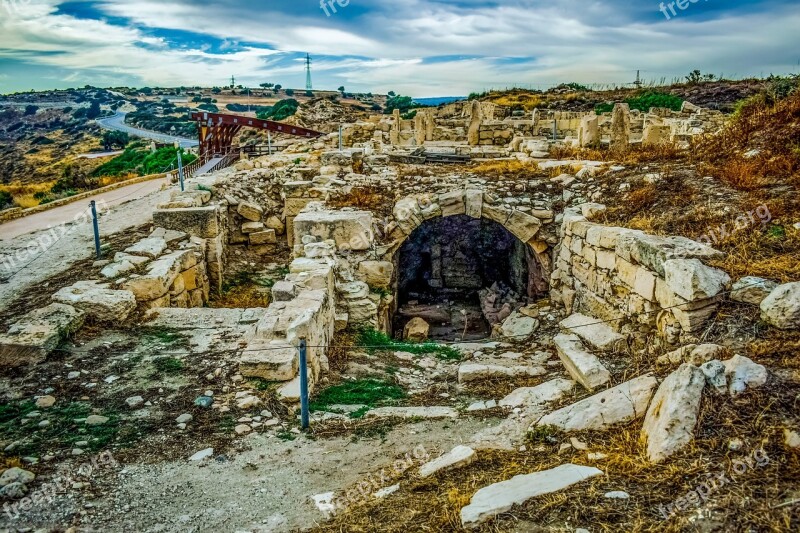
[{"x1": 393, "y1": 215, "x2": 548, "y2": 341}]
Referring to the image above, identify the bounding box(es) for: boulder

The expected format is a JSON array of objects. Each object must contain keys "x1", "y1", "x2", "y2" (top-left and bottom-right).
[
  {"x1": 0, "y1": 467, "x2": 35, "y2": 487},
  {"x1": 723, "y1": 355, "x2": 768, "y2": 396},
  {"x1": 553, "y1": 333, "x2": 611, "y2": 391},
  {"x1": 52, "y1": 281, "x2": 136, "y2": 323},
  {"x1": 404, "y1": 317, "x2": 430, "y2": 343},
  {"x1": 760, "y1": 282, "x2": 800, "y2": 329},
  {"x1": 731, "y1": 277, "x2": 778, "y2": 306},
  {"x1": 460, "y1": 464, "x2": 603, "y2": 527},
  {"x1": 700, "y1": 360, "x2": 727, "y2": 394},
  {"x1": 641, "y1": 364, "x2": 706, "y2": 463},
  {"x1": 536, "y1": 375, "x2": 658, "y2": 432}
]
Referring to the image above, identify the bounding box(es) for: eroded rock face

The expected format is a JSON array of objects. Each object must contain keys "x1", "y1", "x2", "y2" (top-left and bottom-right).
[
  {"x1": 0, "y1": 303, "x2": 85, "y2": 367},
  {"x1": 760, "y1": 282, "x2": 800, "y2": 330},
  {"x1": 642, "y1": 364, "x2": 706, "y2": 463}
]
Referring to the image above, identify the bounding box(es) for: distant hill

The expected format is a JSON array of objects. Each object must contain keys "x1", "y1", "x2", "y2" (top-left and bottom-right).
[{"x1": 413, "y1": 97, "x2": 465, "y2": 106}]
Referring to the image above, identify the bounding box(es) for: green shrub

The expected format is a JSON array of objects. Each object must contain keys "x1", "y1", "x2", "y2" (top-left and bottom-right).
[
  {"x1": 309, "y1": 379, "x2": 406, "y2": 413},
  {"x1": 595, "y1": 91, "x2": 683, "y2": 114},
  {"x1": 356, "y1": 327, "x2": 461, "y2": 360},
  {"x1": 257, "y1": 98, "x2": 299, "y2": 121},
  {"x1": 0, "y1": 190, "x2": 12, "y2": 209}
]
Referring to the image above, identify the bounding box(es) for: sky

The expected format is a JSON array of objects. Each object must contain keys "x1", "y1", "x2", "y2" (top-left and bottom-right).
[{"x1": 0, "y1": 0, "x2": 798, "y2": 97}]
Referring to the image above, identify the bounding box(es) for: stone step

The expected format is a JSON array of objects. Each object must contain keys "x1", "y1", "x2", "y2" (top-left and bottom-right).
[
  {"x1": 553, "y1": 333, "x2": 611, "y2": 391},
  {"x1": 460, "y1": 463, "x2": 604, "y2": 527},
  {"x1": 559, "y1": 313, "x2": 626, "y2": 352}
]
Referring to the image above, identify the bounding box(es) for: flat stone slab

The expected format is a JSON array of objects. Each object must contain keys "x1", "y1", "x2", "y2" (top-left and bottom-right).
[
  {"x1": 364, "y1": 406, "x2": 458, "y2": 420},
  {"x1": 0, "y1": 304, "x2": 85, "y2": 367},
  {"x1": 499, "y1": 378, "x2": 575, "y2": 408},
  {"x1": 553, "y1": 333, "x2": 611, "y2": 391},
  {"x1": 536, "y1": 374, "x2": 658, "y2": 432},
  {"x1": 124, "y1": 237, "x2": 167, "y2": 259},
  {"x1": 460, "y1": 464, "x2": 603, "y2": 527},
  {"x1": 458, "y1": 363, "x2": 546, "y2": 384},
  {"x1": 559, "y1": 313, "x2": 625, "y2": 352},
  {"x1": 52, "y1": 281, "x2": 136, "y2": 323},
  {"x1": 419, "y1": 445, "x2": 476, "y2": 478}
]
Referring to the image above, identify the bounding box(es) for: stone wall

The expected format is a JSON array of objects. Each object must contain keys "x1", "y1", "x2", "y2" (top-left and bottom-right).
[{"x1": 550, "y1": 208, "x2": 731, "y2": 344}]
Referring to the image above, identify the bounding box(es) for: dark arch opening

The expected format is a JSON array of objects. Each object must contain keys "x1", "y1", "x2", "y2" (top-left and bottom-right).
[{"x1": 393, "y1": 215, "x2": 548, "y2": 341}]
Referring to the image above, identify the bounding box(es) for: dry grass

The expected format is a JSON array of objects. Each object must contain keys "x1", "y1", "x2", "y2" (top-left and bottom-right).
[
  {"x1": 0, "y1": 181, "x2": 56, "y2": 208},
  {"x1": 709, "y1": 224, "x2": 800, "y2": 283},
  {"x1": 209, "y1": 284, "x2": 271, "y2": 309},
  {"x1": 328, "y1": 185, "x2": 396, "y2": 218},
  {"x1": 488, "y1": 93, "x2": 545, "y2": 110}
]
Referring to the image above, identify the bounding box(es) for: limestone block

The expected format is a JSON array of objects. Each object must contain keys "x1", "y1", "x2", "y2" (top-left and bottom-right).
[
  {"x1": 439, "y1": 191, "x2": 466, "y2": 217},
  {"x1": 150, "y1": 227, "x2": 189, "y2": 247},
  {"x1": 242, "y1": 221, "x2": 265, "y2": 234},
  {"x1": 731, "y1": 277, "x2": 778, "y2": 306},
  {"x1": 124, "y1": 237, "x2": 167, "y2": 259},
  {"x1": 123, "y1": 250, "x2": 196, "y2": 301},
  {"x1": 553, "y1": 333, "x2": 611, "y2": 391},
  {"x1": 358, "y1": 261, "x2": 394, "y2": 290},
  {"x1": 465, "y1": 190, "x2": 483, "y2": 219},
  {"x1": 616, "y1": 232, "x2": 723, "y2": 278},
  {"x1": 266, "y1": 215, "x2": 286, "y2": 235},
  {"x1": 760, "y1": 282, "x2": 800, "y2": 330},
  {"x1": 536, "y1": 375, "x2": 658, "y2": 431},
  {"x1": 393, "y1": 197, "x2": 424, "y2": 234},
  {"x1": 272, "y1": 281, "x2": 298, "y2": 302},
  {"x1": 457, "y1": 363, "x2": 546, "y2": 384},
  {"x1": 239, "y1": 343, "x2": 298, "y2": 381},
  {"x1": 153, "y1": 206, "x2": 222, "y2": 239},
  {"x1": 100, "y1": 260, "x2": 136, "y2": 279},
  {"x1": 403, "y1": 317, "x2": 430, "y2": 343},
  {"x1": 482, "y1": 202, "x2": 511, "y2": 226},
  {"x1": 294, "y1": 209, "x2": 374, "y2": 252},
  {"x1": 237, "y1": 202, "x2": 264, "y2": 222},
  {"x1": 723, "y1": 355, "x2": 768, "y2": 396},
  {"x1": 52, "y1": 281, "x2": 136, "y2": 323},
  {"x1": 663, "y1": 259, "x2": 730, "y2": 302},
  {"x1": 249, "y1": 230, "x2": 277, "y2": 245},
  {"x1": 499, "y1": 311, "x2": 539, "y2": 341},
  {"x1": 642, "y1": 364, "x2": 706, "y2": 463},
  {"x1": 498, "y1": 378, "x2": 575, "y2": 408},
  {"x1": 0, "y1": 304, "x2": 85, "y2": 367},
  {"x1": 419, "y1": 446, "x2": 476, "y2": 478},
  {"x1": 560, "y1": 313, "x2": 625, "y2": 352},
  {"x1": 505, "y1": 210, "x2": 542, "y2": 243}
]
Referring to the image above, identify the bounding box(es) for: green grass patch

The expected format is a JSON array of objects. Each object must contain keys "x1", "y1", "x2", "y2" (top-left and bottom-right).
[
  {"x1": 309, "y1": 379, "x2": 406, "y2": 412},
  {"x1": 356, "y1": 327, "x2": 462, "y2": 360},
  {"x1": 93, "y1": 146, "x2": 196, "y2": 177},
  {"x1": 0, "y1": 401, "x2": 134, "y2": 456},
  {"x1": 596, "y1": 91, "x2": 684, "y2": 114},
  {"x1": 152, "y1": 356, "x2": 184, "y2": 374}
]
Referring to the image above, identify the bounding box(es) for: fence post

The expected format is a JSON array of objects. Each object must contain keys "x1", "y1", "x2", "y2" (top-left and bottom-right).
[
  {"x1": 268, "y1": 131, "x2": 273, "y2": 155},
  {"x1": 90, "y1": 201, "x2": 101, "y2": 259},
  {"x1": 299, "y1": 338, "x2": 310, "y2": 430},
  {"x1": 338, "y1": 125, "x2": 343, "y2": 152},
  {"x1": 177, "y1": 150, "x2": 185, "y2": 192}
]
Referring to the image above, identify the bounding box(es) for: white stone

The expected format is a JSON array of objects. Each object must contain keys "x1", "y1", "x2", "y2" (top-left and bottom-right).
[
  {"x1": 458, "y1": 363, "x2": 546, "y2": 384},
  {"x1": 85, "y1": 415, "x2": 109, "y2": 426},
  {"x1": 663, "y1": 259, "x2": 730, "y2": 302},
  {"x1": 605, "y1": 491, "x2": 630, "y2": 499},
  {"x1": 784, "y1": 429, "x2": 800, "y2": 449},
  {"x1": 699, "y1": 360, "x2": 728, "y2": 394},
  {"x1": 52, "y1": 281, "x2": 136, "y2": 323},
  {"x1": 364, "y1": 406, "x2": 458, "y2": 420},
  {"x1": 404, "y1": 317, "x2": 430, "y2": 343},
  {"x1": 189, "y1": 448, "x2": 214, "y2": 461},
  {"x1": 237, "y1": 202, "x2": 264, "y2": 222},
  {"x1": 374, "y1": 484, "x2": 400, "y2": 499},
  {"x1": 176, "y1": 413, "x2": 193, "y2": 424},
  {"x1": 124, "y1": 237, "x2": 167, "y2": 259},
  {"x1": 536, "y1": 375, "x2": 658, "y2": 432},
  {"x1": 560, "y1": 313, "x2": 625, "y2": 352},
  {"x1": 731, "y1": 277, "x2": 778, "y2": 306},
  {"x1": 553, "y1": 333, "x2": 611, "y2": 391},
  {"x1": 641, "y1": 364, "x2": 706, "y2": 463},
  {"x1": 419, "y1": 446, "x2": 476, "y2": 478},
  {"x1": 499, "y1": 311, "x2": 539, "y2": 341},
  {"x1": 723, "y1": 355, "x2": 768, "y2": 396},
  {"x1": 760, "y1": 282, "x2": 800, "y2": 330},
  {"x1": 459, "y1": 464, "x2": 603, "y2": 527},
  {"x1": 499, "y1": 379, "x2": 575, "y2": 408},
  {"x1": 0, "y1": 467, "x2": 35, "y2": 487}
]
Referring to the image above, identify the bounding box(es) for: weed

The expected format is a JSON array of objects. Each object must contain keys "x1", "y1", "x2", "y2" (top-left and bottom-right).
[
  {"x1": 152, "y1": 356, "x2": 184, "y2": 374},
  {"x1": 309, "y1": 379, "x2": 406, "y2": 412},
  {"x1": 277, "y1": 430, "x2": 297, "y2": 441},
  {"x1": 356, "y1": 327, "x2": 462, "y2": 361},
  {"x1": 146, "y1": 330, "x2": 183, "y2": 345},
  {"x1": 527, "y1": 424, "x2": 559, "y2": 444},
  {"x1": 349, "y1": 406, "x2": 370, "y2": 419}
]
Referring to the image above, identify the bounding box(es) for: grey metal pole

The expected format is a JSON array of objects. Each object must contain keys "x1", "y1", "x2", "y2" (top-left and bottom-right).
[
  {"x1": 177, "y1": 150, "x2": 185, "y2": 192},
  {"x1": 552, "y1": 119, "x2": 557, "y2": 142},
  {"x1": 299, "y1": 338, "x2": 310, "y2": 430},
  {"x1": 268, "y1": 131, "x2": 273, "y2": 155},
  {"x1": 90, "y1": 201, "x2": 101, "y2": 259},
  {"x1": 338, "y1": 125, "x2": 343, "y2": 152}
]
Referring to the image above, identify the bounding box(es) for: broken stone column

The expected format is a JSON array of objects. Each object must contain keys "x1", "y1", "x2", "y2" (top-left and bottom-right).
[
  {"x1": 414, "y1": 112, "x2": 426, "y2": 145},
  {"x1": 611, "y1": 103, "x2": 631, "y2": 150},
  {"x1": 390, "y1": 109, "x2": 401, "y2": 145},
  {"x1": 425, "y1": 110, "x2": 435, "y2": 141},
  {"x1": 468, "y1": 100, "x2": 483, "y2": 146},
  {"x1": 578, "y1": 114, "x2": 599, "y2": 147}
]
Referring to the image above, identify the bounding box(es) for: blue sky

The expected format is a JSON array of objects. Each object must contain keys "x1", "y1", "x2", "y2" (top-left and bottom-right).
[{"x1": 0, "y1": 0, "x2": 798, "y2": 96}]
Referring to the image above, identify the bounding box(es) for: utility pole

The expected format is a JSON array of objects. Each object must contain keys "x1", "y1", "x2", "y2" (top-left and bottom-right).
[
  {"x1": 305, "y1": 54, "x2": 313, "y2": 91},
  {"x1": 634, "y1": 70, "x2": 642, "y2": 89},
  {"x1": 231, "y1": 75, "x2": 235, "y2": 88}
]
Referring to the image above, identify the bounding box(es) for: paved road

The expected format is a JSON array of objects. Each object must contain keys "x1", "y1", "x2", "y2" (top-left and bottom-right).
[
  {"x1": 96, "y1": 112, "x2": 198, "y2": 148},
  {"x1": 0, "y1": 176, "x2": 170, "y2": 241}
]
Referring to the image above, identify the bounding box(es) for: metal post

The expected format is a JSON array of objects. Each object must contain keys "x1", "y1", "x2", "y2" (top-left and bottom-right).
[
  {"x1": 268, "y1": 131, "x2": 273, "y2": 155},
  {"x1": 338, "y1": 125, "x2": 343, "y2": 152},
  {"x1": 90, "y1": 201, "x2": 101, "y2": 259},
  {"x1": 299, "y1": 338, "x2": 310, "y2": 430},
  {"x1": 177, "y1": 150, "x2": 185, "y2": 191},
  {"x1": 552, "y1": 119, "x2": 557, "y2": 142}
]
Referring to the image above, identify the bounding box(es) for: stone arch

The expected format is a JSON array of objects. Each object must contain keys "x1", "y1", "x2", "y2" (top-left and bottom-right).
[{"x1": 385, "y1": 191, "x2": 554, "y2": 338}]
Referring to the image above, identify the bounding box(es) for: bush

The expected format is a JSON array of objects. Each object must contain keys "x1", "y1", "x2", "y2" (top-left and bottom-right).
[
  {"x1": 384, "y1": 94, "x2": 415, "y2": 115},
  {"x1": 93, "y1": 146, "x2": 196, "y2": 177},
  {"x1": 256, "y1": 98, "x2": 299, "y2": 121},
  {"x1": 284, "y1": 89, "x2": 295, "y2": 97},
  {"x1": 102, "y1": 130, "x2": 129, "y2": 150},
  {"x1": 24, "y1": 105, "x2": 38, "y2": 116},
  {"x1": 86, "y1": 100, "x2": 102, "y2": 119},
  {"x1": 0, "y1": 190, "x2": 12, "y2": 209},
  {"x1": 596, "y1": 91, "x2": 683, "y2": 114}
]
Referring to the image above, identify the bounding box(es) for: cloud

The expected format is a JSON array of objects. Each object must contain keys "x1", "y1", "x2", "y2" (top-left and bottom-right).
[{"x1": 1, "y1": 0, "x2": 799, "y2": 94}]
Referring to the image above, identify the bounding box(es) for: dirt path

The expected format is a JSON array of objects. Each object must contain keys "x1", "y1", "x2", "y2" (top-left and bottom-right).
[{"x1": 0, "y1": 178, "x2": 176, "y2": 315}]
